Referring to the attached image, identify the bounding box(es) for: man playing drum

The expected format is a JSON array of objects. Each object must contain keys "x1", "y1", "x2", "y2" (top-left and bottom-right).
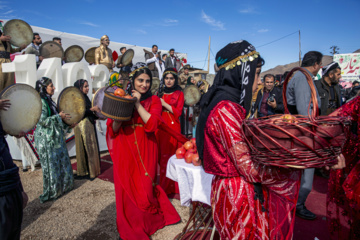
[
  {"x1": 0, "y1": 30, "x2": 27, "y2": 91},
  {"x1": 0, "y1": 99, "x2": 28, "y2": 240},
  {"x1": 116, "y1": 47, "x2": 133, "y2": 80},
  {"x1": 95, "y1": 35, "x2": 114, "y2": 72}
]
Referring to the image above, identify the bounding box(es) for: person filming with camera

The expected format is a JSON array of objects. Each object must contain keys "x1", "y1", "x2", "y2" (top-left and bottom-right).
[{"x1": 253, "y1": 74, "x2": 284, "y2": 117}]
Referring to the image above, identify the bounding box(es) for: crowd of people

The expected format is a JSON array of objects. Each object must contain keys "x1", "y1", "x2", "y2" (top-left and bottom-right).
[{"x1": 0, "y1": 27, "x2": 359, "y2": 240}]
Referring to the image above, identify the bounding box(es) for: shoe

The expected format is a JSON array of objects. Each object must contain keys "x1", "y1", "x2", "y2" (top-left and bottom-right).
[
  {"x1": 296, "y1": 206, "x2": 316, "y2": 220},
  {"x1": 22, "y1": 168, "x2": 28, "y2": 172}
]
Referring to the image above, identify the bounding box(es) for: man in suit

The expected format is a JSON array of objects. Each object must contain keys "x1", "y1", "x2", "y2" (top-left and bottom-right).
[{"x1": 165, "y1": 48, "x2": 180, "y2": 71}]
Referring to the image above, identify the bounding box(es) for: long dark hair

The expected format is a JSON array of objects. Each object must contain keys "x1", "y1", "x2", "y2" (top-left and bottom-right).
[{"x1": 35, "y1": 77, "x2": 58, "y2": 116}]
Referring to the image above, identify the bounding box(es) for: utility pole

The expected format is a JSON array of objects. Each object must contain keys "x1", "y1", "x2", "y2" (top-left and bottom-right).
[
  {"x1": 299, "y1": 30, "x2": 301, "y2": 66},
  {"x1": 207, "y1": 36, "x2": 211, "y2": 73}
]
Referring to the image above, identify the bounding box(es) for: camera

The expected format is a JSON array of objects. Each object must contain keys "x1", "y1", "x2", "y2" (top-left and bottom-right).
[{"x1": 268, "y1": 94, "x2": 275, "y2": 102}]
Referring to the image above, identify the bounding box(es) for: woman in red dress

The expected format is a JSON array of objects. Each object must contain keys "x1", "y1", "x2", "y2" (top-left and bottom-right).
[
  {"x1": 106, "y1": 63, "x2": 180, "y2": 239},
  {"x1": 156, "y1": 68, "x2": 184, "y2": 196},
  {"x1": 327, "y1": 96, "x2": 360, "y2": 239},
  {"x1": 195, "y1": 40, "x2": 346, "y2": 239}
]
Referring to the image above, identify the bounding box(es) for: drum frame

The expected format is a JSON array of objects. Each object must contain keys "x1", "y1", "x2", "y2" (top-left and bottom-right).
[{"x1": 57, "y1": 86, "x2": 86, "y2": 125}]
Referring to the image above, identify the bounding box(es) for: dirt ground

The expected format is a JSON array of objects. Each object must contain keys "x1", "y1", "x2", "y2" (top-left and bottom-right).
[{"x1": 17, "y1": 154, "x2": 191, "y2": 240}]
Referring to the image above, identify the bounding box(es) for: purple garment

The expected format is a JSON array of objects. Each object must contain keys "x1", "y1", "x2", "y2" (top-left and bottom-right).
[{"x1": 260, "y1": 91, "x2": 270, "y2": 116}]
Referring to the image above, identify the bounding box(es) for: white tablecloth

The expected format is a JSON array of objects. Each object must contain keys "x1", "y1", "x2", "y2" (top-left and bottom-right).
[{"x1": 166, "y1": 155, "x2": 214, "y2": 207}]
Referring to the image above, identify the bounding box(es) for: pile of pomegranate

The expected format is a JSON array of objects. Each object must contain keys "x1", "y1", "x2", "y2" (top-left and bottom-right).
[
  {"x1": 175, "y1": 138, "x2": 201, "y2": 166},
  {"x1": 112, "y1": 88, "x2": 135, "y2": 99}
]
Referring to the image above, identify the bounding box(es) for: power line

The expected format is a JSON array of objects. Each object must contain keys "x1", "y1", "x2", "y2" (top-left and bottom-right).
[
  {"x1": 256, "y1": 30, "x2": 299, "y2": 48},
  {"x1": 210, "y1": 48, "x2": 215, "y2": 58},
  {"x1": 190, "y1": 30, "x2": 299, "y2": 65},
  {"x1": 201, "y1": 50, "x2": 208, "y2": 70}
]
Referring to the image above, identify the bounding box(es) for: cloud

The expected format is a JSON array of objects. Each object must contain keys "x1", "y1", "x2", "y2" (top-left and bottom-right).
[
  {"x1": 80, "y1": 21, "x2": 99, "y2": 27},
  {"x1": 143, "y1": 19, "x2": 179, "y2": 27},
  {"x1": 258, "y1": 29, "x2": 269, "y2": 33},
  {"x1": 160, "y1": 19, "x2": 179, "y2": 26},
  {"x1": 239, "y1": 7, "x2": 259, "y2": 14},
  {"x1": 22, "y1": 10, "x2": 52, "y2": 20},
  {"x1": 3, "y1": 10, "x2": 12, "y2": 14},
  {"x1": 201, "y1": 10, "x2": 225, "y2": 31},
  {"x1": 164, "y1": 19, "x2": 178, "y2": 23},
  {"x1": 135, "y1": 29, "x2": 147, "y2": 35}
]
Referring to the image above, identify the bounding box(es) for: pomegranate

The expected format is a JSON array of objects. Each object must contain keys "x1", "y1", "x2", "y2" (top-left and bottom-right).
[
  {"x1": 176, "y1": 147, "x2": 186, "y2": 159},
  {"x1": 183, "y1": 141, "x2": 194, "y2": 150},
  {"x1": 187, "y1": 149, "x2": 197, "y2": 154},
  {"x1": 191, "y1": 138, "x2": 196, "y2": 147},
  {"x1": 184, "y1": 151, "x2": 194, "y2": 163},
  {"x1": 192, "y1": 154, "x2": 201, "y2": 166},
  {"x1": 114, "y1": 88, "x2": 125, "y2": 97}
]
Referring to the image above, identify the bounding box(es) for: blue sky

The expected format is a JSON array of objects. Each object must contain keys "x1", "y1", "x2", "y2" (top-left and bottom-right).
[{"x1": 2, "y1": 0, "x2": 360, "y2": 73}]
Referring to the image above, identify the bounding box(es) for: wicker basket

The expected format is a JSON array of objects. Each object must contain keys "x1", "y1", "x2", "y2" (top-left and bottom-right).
[
  {"x1": 101, "y1": 84, "x2": 136, "y2": 121},
  {"x1": 242, "y1": 67, "x2": 351, "y2": 169}
]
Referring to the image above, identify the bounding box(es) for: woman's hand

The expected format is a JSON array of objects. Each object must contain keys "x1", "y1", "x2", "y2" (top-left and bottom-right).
[
  {"x1": 0, "y1": 35, "x2": 11, "y2": 42},
  {"x1": 0, "y1": 99, "x2": 11, "y2": 111},
  {"x1": 90, "y1": 106, "x2": 101, "y2": 113},
  {"x1": 326, "y1": 154, "x2": 346, "y2": 170},
  {"x1": 59, "y1": 111, "x2": 71, "y2": 121},
  {"x1": 160, "y1": 98, "x2": 166, "y2": 106},
  {"x1": 132, "y1": 90, "x2": 141, "y2": 104}
]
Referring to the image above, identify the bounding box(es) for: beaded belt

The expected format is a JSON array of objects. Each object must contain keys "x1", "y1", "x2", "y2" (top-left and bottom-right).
[
  {"x1": 0, "y1": 51, "x2": 10, "y2": 59},
  {"x1": 122, "y1": 123, "x2": 143, "y2": 128}
]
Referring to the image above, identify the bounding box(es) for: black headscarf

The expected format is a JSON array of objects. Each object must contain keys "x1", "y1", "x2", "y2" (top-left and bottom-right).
[
  {"x1": 74, "y1": 79, "x2": 98, "y2": 124},
  {"x1": 196, "y1": 40, "x2": 261, "y2": 161},
  {"x1": 0, "y1": 30, "x2": 8, "y2": 50},
  {"x1": 161, "y1": 68, "x2": 183, "y2": 94},
  {"x1": 35, "y1": 77, "x2": 58, "y2": 116},
  {"x1": 128, "y1": 62, "x2": 153, "y2": 101},
  {"x1": 187, "y1": 76, "x2": 194, "y2": 86}
]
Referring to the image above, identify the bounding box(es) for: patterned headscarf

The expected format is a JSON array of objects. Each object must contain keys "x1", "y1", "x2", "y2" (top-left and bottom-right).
[
  {"x1": 196, "y1": 40, "x2": 261, "y2": 161},
  {"x1": 35, "y1": 77, "x2": 58, "y2": 116},
  {"x1": 322, "y1": 62, "x2": 340, "y2": 77},
  {"x1": 127, "y1": 62, "x2": 153, "y2": 101}
]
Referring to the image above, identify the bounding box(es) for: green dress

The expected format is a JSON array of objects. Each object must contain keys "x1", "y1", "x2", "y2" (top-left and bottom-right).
[{"x1": 34, "y1": 98, "x2": 74, "y2": 203}]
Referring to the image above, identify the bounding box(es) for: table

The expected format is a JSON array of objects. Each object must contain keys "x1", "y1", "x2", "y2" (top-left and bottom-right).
[
  {"x1": 166, "y1": 155, "x2": 219, "y2": 240},
  {"x1": 166, "y1": 155, "x2": 214, "y2": 206}
]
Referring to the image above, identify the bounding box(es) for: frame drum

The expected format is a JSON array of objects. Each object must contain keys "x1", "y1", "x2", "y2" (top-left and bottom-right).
[
  {"x1": 85, "y1": 47, "x2": 97, "y2": 64},
  {"x1": 0, "y1": 84, "x2": 42, "y2": 136},
  {"x1": 57, "y1": 87, "x2": 86, "y2": 125},
  {"x1": 91, "y1": 87, "x2": 107, "y2": 119},
  {"x1": 121, "y1": 49, "x2": 134, "y2": 66},
  {"x1": 3, "y1": 19, "x2": 33, "y2": 47},
  {"x1": 40, "y1": 41, "x2": 64, "y2": 59},
  {"x1": 64, "y1": 45, "x2": 84, "y2": 63},
  {"x1": 183, "y1": 85, "x2": 201, "y2": 106},
  {"x1": 151, "y1": 77, "x2": 160, "y2": 95}
]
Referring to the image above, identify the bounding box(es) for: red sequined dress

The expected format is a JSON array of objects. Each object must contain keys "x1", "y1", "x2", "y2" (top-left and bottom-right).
[
  {"x1": 106, "y1": 95, "x2": 180, "y2": 240},
  {"x1": 204, "y1": 100, "x2": 301, "y2": 240},
  {"x1": 327, "y1": 96, "x2": 360, "y2": 240},
  {"x1": 156, "y1": 90, "x2": 184, "y2": 196}
]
